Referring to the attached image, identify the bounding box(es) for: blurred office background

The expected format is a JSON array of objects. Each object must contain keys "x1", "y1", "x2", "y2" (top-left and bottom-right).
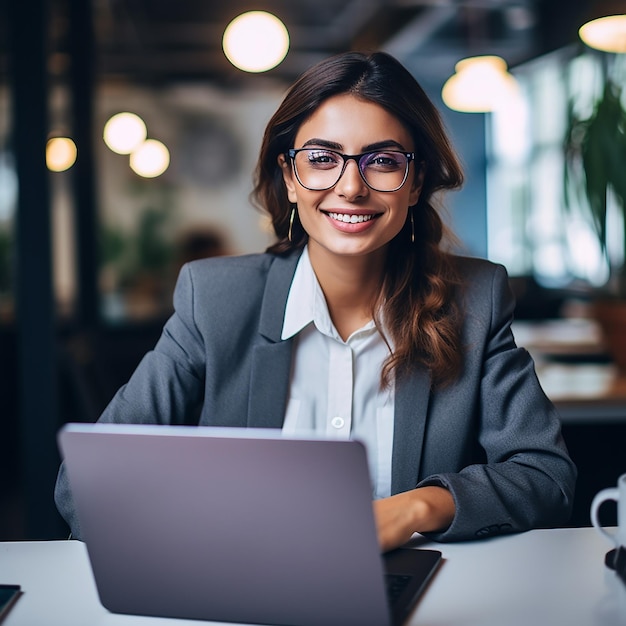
[{"x1": 1, "y1": 0, "x2": 625, "y2": 539}]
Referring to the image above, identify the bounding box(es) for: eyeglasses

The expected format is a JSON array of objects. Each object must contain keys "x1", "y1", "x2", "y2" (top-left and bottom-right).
[{"x1": 286, "y1": 148, "x2": 416, "y2": 193}]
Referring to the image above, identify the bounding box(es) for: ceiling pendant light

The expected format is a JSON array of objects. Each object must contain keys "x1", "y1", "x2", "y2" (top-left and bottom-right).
[
  {"x1": 441, "y1": 55, "x2": 520, "y2": 113},
  {"x1": 223, "y1": 11, "x2": 290, "y2": 73},
  {"x1": 579, "y1": 1, "x2": 626, "y2": 53}
]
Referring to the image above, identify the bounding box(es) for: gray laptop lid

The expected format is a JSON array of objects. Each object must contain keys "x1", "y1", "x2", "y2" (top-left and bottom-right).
[{"x1": 58, "y1": 423, "x2": 440, "y2": 626}]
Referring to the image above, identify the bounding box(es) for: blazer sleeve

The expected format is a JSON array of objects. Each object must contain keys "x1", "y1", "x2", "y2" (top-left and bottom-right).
[
  {"x1": 54, "y1": 264, "x2": 206, "y2": 538},
  {"x1": 417, "y1": 263, "x2": 577, "y2": 542}
]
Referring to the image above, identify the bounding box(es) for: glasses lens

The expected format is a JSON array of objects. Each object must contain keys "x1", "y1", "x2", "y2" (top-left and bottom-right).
[
  {"x1": 293, "y1": 149, "x2": 343, "y2": 190},
  {"x1": 359, "y1": 152, "x2": 409, "y2": 191}
]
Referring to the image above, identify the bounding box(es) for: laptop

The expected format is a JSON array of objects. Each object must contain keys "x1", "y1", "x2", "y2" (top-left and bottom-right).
[{"x1": 58, "y1": 423, "x2": 442, "y2": 626}]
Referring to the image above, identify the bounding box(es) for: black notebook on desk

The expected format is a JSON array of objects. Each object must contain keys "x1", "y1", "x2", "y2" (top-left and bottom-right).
[{"x1": 58, "y1": 423, "x2": 441, "y2": 626}]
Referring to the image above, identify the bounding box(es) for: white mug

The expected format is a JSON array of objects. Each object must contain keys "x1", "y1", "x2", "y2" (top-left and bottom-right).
[{"x1": 590, "y1": 473, "x2": 626, "y2": 549}]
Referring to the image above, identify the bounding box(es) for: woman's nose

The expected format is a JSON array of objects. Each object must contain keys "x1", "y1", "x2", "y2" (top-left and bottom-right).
[{"x1": 334, "y1": 159, "x2": 368, "y2": 200}]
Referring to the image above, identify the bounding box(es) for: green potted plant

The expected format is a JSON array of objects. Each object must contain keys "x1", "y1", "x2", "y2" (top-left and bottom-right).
[{"x1": 563, "y1": 62, "x2": 626, "y2": 368}]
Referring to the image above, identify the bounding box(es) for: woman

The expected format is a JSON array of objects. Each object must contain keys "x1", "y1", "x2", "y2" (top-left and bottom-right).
[{"x1": 55, "y1": 51, "x2": 576, "y2": 548}]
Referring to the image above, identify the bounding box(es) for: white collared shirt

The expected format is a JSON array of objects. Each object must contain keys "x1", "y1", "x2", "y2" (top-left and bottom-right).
[{"x1": 281, "y1": 247, "x2": 395, "y2": 499}]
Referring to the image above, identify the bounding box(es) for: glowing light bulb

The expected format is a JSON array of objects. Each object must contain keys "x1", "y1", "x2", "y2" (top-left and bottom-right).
[
  {"x1": 46, "y1": 137, "x2": 77, "y2": 172},
  {"x1": 103, "y1": 112, "x2": 147, "y2": 154},
  {"x1": 442, "y1": 56, "x2": 520, "y2": 113},
  {"x1": 129, "y1": 139, "x2": 170, "y2": 178},
  {"x1": 223, "y1": 11, "x2": 289, "y2": 73},
  {"x1": 579, "y1": 14, "x2": 626, "y2": 53}
]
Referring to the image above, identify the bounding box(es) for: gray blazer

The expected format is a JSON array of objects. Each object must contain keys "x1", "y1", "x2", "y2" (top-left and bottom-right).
[{"x1": 55, "y1": 251, "x2": 576, "y2": 541}]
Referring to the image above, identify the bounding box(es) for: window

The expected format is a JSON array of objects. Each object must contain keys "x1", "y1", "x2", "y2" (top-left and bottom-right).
[{"x1": 487, "y1": 48, "x2": 623, "y2": 290}]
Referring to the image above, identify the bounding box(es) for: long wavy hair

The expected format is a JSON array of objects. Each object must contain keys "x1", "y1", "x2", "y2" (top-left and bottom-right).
[{"x1": 252, "y1": 51, "x2": 465, "y2": 387}]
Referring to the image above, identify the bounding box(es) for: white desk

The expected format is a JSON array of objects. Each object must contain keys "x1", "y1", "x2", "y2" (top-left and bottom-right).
[{"x1": 0, "y1": 528, "x2": 624, "y2": 626}]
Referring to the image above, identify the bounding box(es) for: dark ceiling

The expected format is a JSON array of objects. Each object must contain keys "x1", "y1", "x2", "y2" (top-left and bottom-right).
[
  {"x1": 0, "y1": 0, "x2": 595, "y2": 89},
  {"x1": 40, "y1": 0, "x2": 594, "y2": 88}
]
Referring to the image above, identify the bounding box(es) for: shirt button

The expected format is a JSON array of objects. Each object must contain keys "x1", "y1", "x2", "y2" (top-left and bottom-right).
[{"x1": 331, "y1": 416, "x2": 345, "y2": 429}]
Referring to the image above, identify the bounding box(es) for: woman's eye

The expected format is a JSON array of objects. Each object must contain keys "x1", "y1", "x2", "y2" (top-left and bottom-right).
[
  {"x1": 366, "y1": 153, "x2": 401, "y2": 168},
  {"x1": 307, "y1": 151, "x2": 339, "y2": 166}
]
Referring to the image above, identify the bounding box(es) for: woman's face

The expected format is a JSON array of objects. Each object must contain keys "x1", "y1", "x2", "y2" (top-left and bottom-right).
[{"x1": 279, "y1": 94, "x2": 422, "y2": 264}]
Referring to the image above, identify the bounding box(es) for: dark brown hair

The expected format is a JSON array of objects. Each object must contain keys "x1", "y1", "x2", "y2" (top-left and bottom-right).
[{"x1": 252, "y1": 51, "x2": 464, "y2": 386}]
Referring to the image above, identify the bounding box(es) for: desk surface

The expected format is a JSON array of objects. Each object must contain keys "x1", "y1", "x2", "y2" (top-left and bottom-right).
[{"x1": 0, "y1": 527, "x2": 624, "y2": 626}]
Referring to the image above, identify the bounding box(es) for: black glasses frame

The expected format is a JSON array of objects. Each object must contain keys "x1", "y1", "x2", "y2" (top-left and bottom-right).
[{"x1": 286, "y1": 148, "x2": 416, "y2": 193}]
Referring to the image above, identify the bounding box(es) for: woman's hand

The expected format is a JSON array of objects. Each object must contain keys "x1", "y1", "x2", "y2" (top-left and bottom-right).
[{"x1": 373, "y1": 486, "x2": 455, "y2": 552}]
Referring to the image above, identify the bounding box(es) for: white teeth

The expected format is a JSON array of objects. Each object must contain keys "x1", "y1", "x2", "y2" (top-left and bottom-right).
[{"x1": 328, "y1": 212, "x2": 375, "y2": 223}]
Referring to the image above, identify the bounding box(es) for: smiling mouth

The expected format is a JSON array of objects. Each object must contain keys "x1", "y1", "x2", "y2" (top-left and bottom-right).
[{"x1": 326, "y1": 211, "x2": 380, "y2": 223}]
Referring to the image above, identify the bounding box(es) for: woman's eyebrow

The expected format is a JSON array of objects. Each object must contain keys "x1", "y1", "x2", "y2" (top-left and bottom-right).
[
  {"x1": 362, "y1": 140, "x2": 408, "y2": 152},
  {"x1": 301, "y1": 138, "x2": 343, "y2": 150},
  {"x1": 299, "y1": 138, "x2": 409, "y2": 152}
]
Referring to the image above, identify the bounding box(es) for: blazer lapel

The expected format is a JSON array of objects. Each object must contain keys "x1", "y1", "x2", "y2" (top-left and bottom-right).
[
  {"x1": 247, "y1": 252, "x2": 301, "y2": 429},
  {"x1": 247, "y1": 342, "x2": 293, "y2": 429},
  {"x1": 391, "y1": 366, "x2": 432, "y2": 494}
]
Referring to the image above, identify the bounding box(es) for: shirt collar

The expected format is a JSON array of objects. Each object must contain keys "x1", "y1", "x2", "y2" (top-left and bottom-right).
[
  {"x1": 282, "y1": 246, "x2": 328, "y2": 339},
  {"x1": 281, "y1": 246, "x2": 377, "y2": 342}
]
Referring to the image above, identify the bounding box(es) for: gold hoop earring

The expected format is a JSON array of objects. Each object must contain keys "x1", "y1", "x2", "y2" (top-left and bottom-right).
[
  {"x1": 410, "y1": 209, "x2": 415, "y2": 243},
  {"x1": 288, "y1": 207, "x2": 296, "y2": 243}
]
